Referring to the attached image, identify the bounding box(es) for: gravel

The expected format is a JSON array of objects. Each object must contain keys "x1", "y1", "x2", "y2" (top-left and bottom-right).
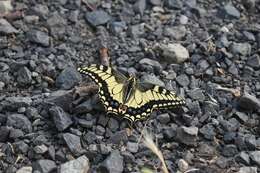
[{"x1": 0, "y1": 0, "x2": 259, "y2": 172}]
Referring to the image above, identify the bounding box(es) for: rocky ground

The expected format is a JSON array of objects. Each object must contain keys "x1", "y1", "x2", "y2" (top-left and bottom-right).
[{"x1": 0, "y1": 0, "x2": 260, "y2": 173}]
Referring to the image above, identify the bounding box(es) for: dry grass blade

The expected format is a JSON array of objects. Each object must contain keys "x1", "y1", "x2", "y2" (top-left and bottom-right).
[{"x1": 142, "y1": 130, "x2": 169, "y2": 173}]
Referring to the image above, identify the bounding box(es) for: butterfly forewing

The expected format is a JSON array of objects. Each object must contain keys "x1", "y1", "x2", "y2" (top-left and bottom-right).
[{"x1": 78, "y1": 65, "x2": 125, "y2": 115}]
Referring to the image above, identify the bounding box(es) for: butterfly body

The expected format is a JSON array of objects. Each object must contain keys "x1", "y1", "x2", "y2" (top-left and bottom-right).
[{"x1": 78, "y1": 64, "x2": 185, "y2": 122}]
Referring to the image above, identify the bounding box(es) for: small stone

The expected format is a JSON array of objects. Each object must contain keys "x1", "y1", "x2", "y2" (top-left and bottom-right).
[
  {"x1": 247, "y1": 54, "x2": 260, "y2": 69},
  {"x1": 0, "y1": 1, "x2": 13, "y2": 13},
  {"x1": 176, "y1": 126, "x2": 198, "y2": 146},
  {"x1": 127, "y1": 142, "x2": 139, "y2": 153},
  {"x1": 165, "y1": 0, "x2": 183, "y2": 9},
  {"x1": 17, "y1": 66, "x2": 32, "y2": 86},
  {"x1": 85, "y1": 10, "x2": 111, "y2": 27},
  {"x1": 56, "y1": 67, "x2": 82, "y2": 90},
  {"x1": 6, "y1": 114, "x2": 32, "y2": 133},
  {"x1": 222, "y1": 144, "x2": 238, "y2": 157},
  {"x1": 59, "y1": 155, "x2": 89, "y2": 173},
  {"x1": 9, "y1": 128, "x2": 24, "y2": 139},
  {"x1": 176, "y1": 74, "x2": 190, "y2": 87},
  {"x1": 96, "y1": 125, "x2": 106, "y2": 136},
  {"x1": 243, "y1": 31, "x2": 255, "y2": 41},
  {"x1": 110, "y1": 21, "x2": 127, "y2": 34},
  {"x1": 177, "y1": 159, "x2": 189, "y2": 172},
  {"x1": 0, "y1": 81, "x2": 5, "y2": 90},
  {"x1": 141, "y1": 74, "x2": 165, "y2": 87},
  {"x1": 238, "y1": 92, "x2": 260, "y2": 111},
  {"x1": 249, "y1": 151, "x2": 260, "y2": 166},
  {"x1": 45, "y1": 90, "x2": 74, "y2": 112},
  {"x1": 222, "y1": 3, "x2": 240, "y2": 19},
  {"x1": 149, "y1": 0, "x2": 161, "y2": 6},
  {"x1": 99, "y1": 150, "x2": 124, "y2": 173},
  {"x1": 0, "y1": 126, "x2": 10, "y2": 142},
  {"x1": 0, "y1": 19, "x2": 18, "y2": 34},
  {"x1": 164, "y1": 26, "x2": 186, "y2": 40},
  {"x1": 32, "y1": 4, "x2": 49, "y2": 18},
  {"x1": 133, "y1": 0, "x2": 146, "y2": 15},
  {"x1": 234, "y1": 112, "x2": 249, "y2": 123},
  {"x1": 13, "y1": 141, "x2": 29, "y2": 154},
  {"x1": 108, "y1": 130, "x2": 128, "y2": 144},
  {"x1": 33, "y1": 160, "x2": 56, "y2": 173},
  {"x1": 128, "y1": 24, "x2": 145, "y2": 38},
  {"x1": 199, "y1": 124, "x2": 216, "y2": 140},
  {"x1": 235, "y1": 151, "x2": 250, "y2": 165},
  {"x1": 163, "y1": 125, "x2": 177, "y2": 139},
  {"x1": 16, "y1": 166, "x2": 32, "y2": 173},
  {"x1": 4, "y1": 97, "x2": 32, "y2": 110},
  {"x1": 161, "y1": 43, "x2": 189, "y2": 63},
  {"x1": 238, "y1": 167, "x2": 257, "y2": 173},
  {"x1": 63, "y1": 133, "x2": 83, "y2": 155},
  {"x1": 139, "y1": 58, "x2": 162, "y2": 71},
  {"x1": 188, "y1": 88, "x2": 205, "y2": 101},
  {"x1": 157, "y1": 113, "x2": 170, "y2": 124},
  {"x1": 24, "y1": 15, "x2": 39, "y2": 23},
  {"x1": 49, "y1": 106, "x2": 72, "y2": 131},
  {"x1": 27, "y1": 29, "x2": 50, "y2": 47},
  {"x1": 179, "y1": 15, "x2": 188, "y2": 24},
  {"x1": 107, "y1": 118, "x2": 119, "y2": 132},
  {"x1": 34, "y1": 145, "x2": 48, "y2": 154},
  {"x1": 228, "y1": 63, "x2": 238, "y2": 75},
  {"x1": 231, "y1": 42, "x2": 251, "y2": 56},
  {"x1": 197, "y1": 59, "x2": 210, "y2": 71},
  {"x1": 242, "y1": 0, "x2": 256, "y2": 10}
]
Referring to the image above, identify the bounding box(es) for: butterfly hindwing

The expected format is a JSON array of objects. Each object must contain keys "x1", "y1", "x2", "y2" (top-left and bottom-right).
[
  {"x1": 125, "y1": 85, "x2": 185, "y2": 122},
  {"x1": 78, "y1": 65, "x2": 125, "y2": 115}
]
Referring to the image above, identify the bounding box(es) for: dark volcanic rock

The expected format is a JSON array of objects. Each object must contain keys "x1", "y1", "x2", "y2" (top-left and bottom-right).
[
  {"x1": 27, "y1": 29, "x2": 50, "y2": 47},
  {"x1": 85, "y1": 10, "x2": 111, "y2": 27},
  {"x1": 17, "y1": 66, "x2": 32, "y2": 86},
  {"x1": 176, "y1": 126, "x2": 198, "y2": 146},
  {"x1": 99, "y1": 150, "x2": 124, "y2": 173},
  {"x1": 222, "y1": 144, "x2": 238, "y2": 157},
  {"x1": 247, "y1": 54, "x2": 260, "y2": 69},
  {"x1": 62, "y1": 133, "x2": 83, "y2": 155},
  {"x1": 56, "y1": 67, "x2": 82, "y2": 90},
  {"x1": 59, "y1": 155, "x2": 89, "y2": 173},
  {"x1": 0, "y1": 126, "x2": 10, "y2": 142},
  {"x1": 0, "y1": 19, "x2": 19, "y2": 34},
  {"x1": 6, "y1": 114, "x2": 32, "y2": 133},
  {"x1": 49, "y1": 106, "x2": 73, "y2": 131},
  {"x1": 32, "y1": 160, "x2": 56, "y2": 173},
  {"x1": 250, "y1": 151, "x2": 260, "y2": 166},
  {"x1": 221, "y1": 3, "x2": 240, "y2": 19},
  {"x1": 133, "y1": 0, "x2": 146, "y2": 16},
  {"x1": 238, "y1": 92, "x2": 260, "y2": 111}
]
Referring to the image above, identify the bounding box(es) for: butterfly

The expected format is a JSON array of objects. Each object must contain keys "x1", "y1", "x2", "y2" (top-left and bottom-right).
[{"x1": 77, "y1": 64, "x2": 185, "y2": 122}]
